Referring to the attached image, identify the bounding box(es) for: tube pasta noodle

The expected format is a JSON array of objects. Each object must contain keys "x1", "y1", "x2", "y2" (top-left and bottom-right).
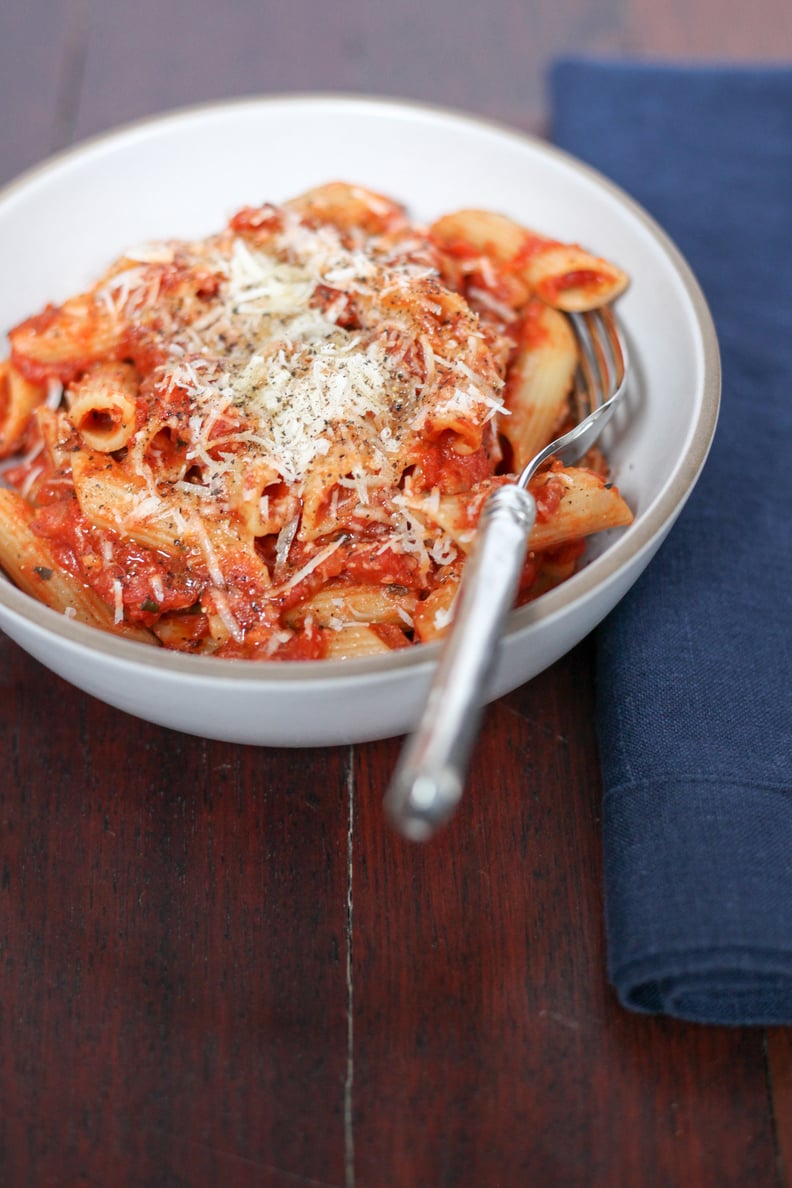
[
  {"x1": 0, "y1": 488, "x2": 154, "y2": 642},
  {"x1": 66, "y1": 361, "x2": 138, "y2": 452},
  {"x1": 0, "y1": 182, "x2": 633, "y2": 660},
  {"x1": 429, "y1": 208, "x2": 629, "y2": 311},
  {"x1": 501, "y1": 301, "x2": 579, "y2": 470},
  {"x1": 324, "y1": 624, "x2": 397, "y2": 660},
  {"x1": 285, "y1": 582, "x2": 418, "y2": 630},
  {"x1": 0, "y1": 363, "x2": 49, "y2": 459}
]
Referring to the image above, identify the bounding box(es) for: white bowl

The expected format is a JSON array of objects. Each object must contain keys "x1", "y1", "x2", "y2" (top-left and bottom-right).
[{"x1": 0, "y1": 95, "x2": 719, "y2": 746}]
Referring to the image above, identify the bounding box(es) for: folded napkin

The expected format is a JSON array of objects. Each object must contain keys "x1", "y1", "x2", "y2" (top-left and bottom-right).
[{"x1": 550, "y1": 61, "x2": 792, "y2": 1025}]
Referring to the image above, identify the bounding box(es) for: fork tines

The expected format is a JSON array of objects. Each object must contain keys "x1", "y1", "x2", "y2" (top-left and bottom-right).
[{"x1": 570, "y1": 307, "x2": 627, "y2": 418}]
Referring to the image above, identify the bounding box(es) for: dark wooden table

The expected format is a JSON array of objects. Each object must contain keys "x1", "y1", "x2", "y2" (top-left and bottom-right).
[{"x1": 1, "y1": 3, "x2": 791, "y2": 1185}]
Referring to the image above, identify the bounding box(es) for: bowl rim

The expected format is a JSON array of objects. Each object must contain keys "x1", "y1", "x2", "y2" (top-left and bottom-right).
[{"x1": 0, "y1": 92, "x2": 721, "y2": 685}]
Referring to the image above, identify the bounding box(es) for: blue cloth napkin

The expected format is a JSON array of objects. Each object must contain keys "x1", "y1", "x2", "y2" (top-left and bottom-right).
[{"x1": 550, "y1": 60, "x2": 792, "y2": 1026}]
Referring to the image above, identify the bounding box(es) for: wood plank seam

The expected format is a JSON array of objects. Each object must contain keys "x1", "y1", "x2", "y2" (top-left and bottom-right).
[{"x1": 345, "y1": 745, "x2": 356, "y2": 1188}]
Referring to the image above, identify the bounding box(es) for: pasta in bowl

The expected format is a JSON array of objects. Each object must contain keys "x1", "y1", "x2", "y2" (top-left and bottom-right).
[
  {"x1": 0, "y1": 97, "x2": 719, "y2": 744},
  {"x1": 0, "y1": 182, "x2": 632, "y2": 661}
]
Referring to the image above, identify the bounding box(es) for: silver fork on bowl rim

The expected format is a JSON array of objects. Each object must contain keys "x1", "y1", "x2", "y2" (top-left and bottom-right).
[{"x1": 384, "y1": 305, "x2": 630, "y2": 842}]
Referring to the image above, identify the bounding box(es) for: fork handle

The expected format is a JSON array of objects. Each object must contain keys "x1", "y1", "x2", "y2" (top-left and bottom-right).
[{"x1": 384, "y1": 483, "x2": 537, "y2": 841}]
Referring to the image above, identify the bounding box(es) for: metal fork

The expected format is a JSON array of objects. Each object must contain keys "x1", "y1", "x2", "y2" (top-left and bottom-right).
[{"x1": 384, "y1": 306, "x2": 629, "y2": 841}]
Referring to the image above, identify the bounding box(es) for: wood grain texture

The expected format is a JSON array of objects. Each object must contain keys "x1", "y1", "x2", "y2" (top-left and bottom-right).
[
  {"x1": 0, "y1": 634, "x2": 351, "y2": 1187},
  {"x1": 768, "y1": 1030, "x2": 792, "y2": 1187},
  {"x1": 0, "y1": 2, "x2": 790, "y2": 1185},
  {"x1": 351, "y1": 649, "x2": 780, "y2": 1188}
]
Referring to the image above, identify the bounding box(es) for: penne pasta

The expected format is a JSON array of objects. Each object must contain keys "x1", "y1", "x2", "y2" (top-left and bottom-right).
[
  {"x1": 9, "y1": 292, "x2": 124, "y2": 377},
  {"x1": 323, "y1": 624, "x2": 403, "y2": 659},
  {"x1": 0, "y1": 363, "x2": 48, "y2": 458},
  {"x1": 429, "y1": 208, "x2": 528, "y2": 264},
  {"x1": 429, "y1": 207, "x2": 628, "y2": 312},
  {"x1": 71, "y1": 449, "x2": 189, "y2": 550},
  {"x1": 283, "y1": 181, "x2": 408, "y2": 236},
  {"x1": 0, "y1": 488, "x2": 155, "y2": 642},
  {"x1": 67, "y1": 361, "x2": 138, "y2": 452},
  {"x1": 405, "y1": 465, "x2": 632, "y2": 561},
  {"x1": 0, "y1": 184, "x2": 632, "y2": 658},
  {"x1": 527, "y1": 468, "x2": 633, "y2": 552},
  {"x1": 151, "y1": 609, "x2": 213, "y2": 653},
  {"x1": 501, "y1": 302, "x2": 578, "y2": 470},
  {"x1": 412, "y1": 575, "x2": 460, "y2": 643},
  {"x1": 521, "y1": 244, "x2": 629, "y2": 312},
  {"x1": 285, "y1": 581, "x2": 418, "y2": 630}
]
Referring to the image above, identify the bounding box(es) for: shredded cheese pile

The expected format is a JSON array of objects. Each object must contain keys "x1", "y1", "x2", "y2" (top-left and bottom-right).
[{"x1": 101, "y1": 206, "x2": 505, "y2": 512}]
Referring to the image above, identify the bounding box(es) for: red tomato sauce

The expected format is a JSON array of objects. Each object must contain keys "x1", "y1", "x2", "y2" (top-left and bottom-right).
[
  {"x1": 532, "y1": 473, "x2": 567, "y2": 522},
  {"x1": 276, "y1": 536, "x2": 422, "y2": 615},
  {"x1": 30, "y1": 496, "x2": 205, "y2": 625},
  {"x1": 538, "y1": 269, "x2": 607, "y2": 303},
  {"x1": 411, "y1": 431, "x2": 493, "y2": 494},
  {"x1": 511, "y1": 234, "x2": 560, "y2": 266}
]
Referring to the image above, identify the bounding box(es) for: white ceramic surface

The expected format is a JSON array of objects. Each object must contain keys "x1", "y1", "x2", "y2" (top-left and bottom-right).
[{"x1": 0, "y1": 95, "x2": 720, "y2": 746}]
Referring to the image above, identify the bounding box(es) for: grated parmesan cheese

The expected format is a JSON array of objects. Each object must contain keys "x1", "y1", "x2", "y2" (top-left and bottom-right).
[
  {"x1": 278, "y1": 536, "x2": 345, "y2": 593},
  {"x1": 112, "y1": 578, "x2": 124, "y2": 624},
  {"x1": 40, "y1": 190, "x2": 517, "y2": 656},
  {"x1": 5, "y1": 183, "x2": 632, "y2": 663},
  {"x1": 112, "y1": 206, "x2": 506, "y2": 530}
]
